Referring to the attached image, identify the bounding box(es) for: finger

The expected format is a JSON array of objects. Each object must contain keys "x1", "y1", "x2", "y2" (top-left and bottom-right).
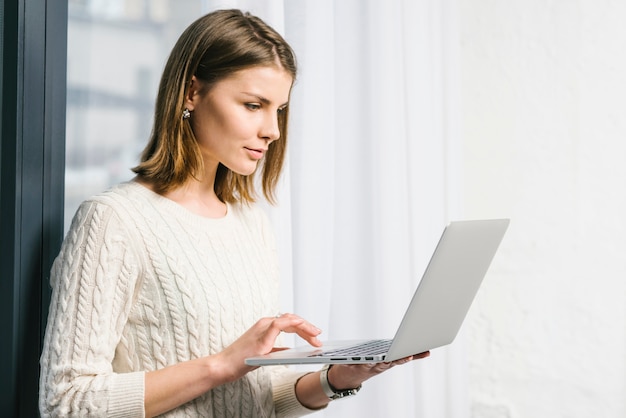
[
  {"x1": 270, "y1": 346, "x2": 290, "y2": 353},
  {"x1": 387, "y1": 351, "x2": 429, "y2": 367},
  {"x1": 271, "y1": 313, "x2": 318, "y2": 333},
  {"x1": 269, "y1": 315, "x2": 305, "y2": 333},
  {"x1": 392, "y1": 357, "x2": 413, "y2": 366},
  {"x1": 383, "y1": 351, "x2": 430, "y2": 369},
  {"x1": 361, "y1": 362, "x2": 393, "y2": 375},
  {"x1": 287, "y1": 323, "x2": 323, "y2": 347},
  {"x1": 271, "y1": 315, "x2": 322, "y2": 347},
  {"x1": 367, "y1": 358, "x2": 409, "y2": 374}
]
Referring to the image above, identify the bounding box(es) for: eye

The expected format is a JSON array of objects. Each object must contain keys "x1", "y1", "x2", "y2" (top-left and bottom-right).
[
  {"x1": 277, "y1": 106, "x2": 288, "y2": 114},
  {"x1": 245, "y1": 103, "x2": 261, "y2": 111}
]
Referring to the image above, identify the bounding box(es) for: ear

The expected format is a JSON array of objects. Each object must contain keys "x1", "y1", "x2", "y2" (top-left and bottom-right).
[{"x1": 185, "y1": 76, "x2": 200, "y2": 111}]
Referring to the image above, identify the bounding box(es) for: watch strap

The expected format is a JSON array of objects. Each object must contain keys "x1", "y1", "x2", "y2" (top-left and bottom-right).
[{"x1": 320, "y1": 365, "x2": 361, "y2": 400}]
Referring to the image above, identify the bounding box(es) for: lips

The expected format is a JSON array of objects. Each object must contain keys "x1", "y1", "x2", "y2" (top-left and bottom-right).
[{"x1": 244, "y1": 147, "x2": 266, "y2": 160}]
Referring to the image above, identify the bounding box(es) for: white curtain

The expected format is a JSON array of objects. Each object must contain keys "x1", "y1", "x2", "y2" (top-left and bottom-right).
[{"x1": 210, "y1": 1, "x2": 465, "y2": 416}]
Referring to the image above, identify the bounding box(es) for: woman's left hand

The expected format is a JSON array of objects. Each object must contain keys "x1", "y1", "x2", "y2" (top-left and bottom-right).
[
  {"x1": 327, "y1": 351, "x2": 431, "y2": 390},
  {"x1": 294, "y1": 351, "x2": 431, "y2": 409}
]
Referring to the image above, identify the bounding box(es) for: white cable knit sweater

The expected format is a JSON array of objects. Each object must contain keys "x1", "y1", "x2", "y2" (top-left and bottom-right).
[{"x1": 39, "y1": 181, "x2": 315, "y2": 417}]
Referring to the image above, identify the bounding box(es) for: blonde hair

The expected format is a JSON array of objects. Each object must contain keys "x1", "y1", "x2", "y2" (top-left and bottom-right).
[{"x1": 132, "y1": 9, "x2": 297, "y2": 204}]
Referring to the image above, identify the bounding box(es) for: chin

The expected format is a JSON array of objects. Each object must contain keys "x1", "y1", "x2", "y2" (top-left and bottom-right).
[{"x1": 230, "y1": 163, "x2": 259, "y2": 177}]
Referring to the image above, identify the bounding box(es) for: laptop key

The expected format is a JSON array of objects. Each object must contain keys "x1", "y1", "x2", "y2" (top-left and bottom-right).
[{"x1": 309, "y1": 339, "x2": 392, "y2": 358}]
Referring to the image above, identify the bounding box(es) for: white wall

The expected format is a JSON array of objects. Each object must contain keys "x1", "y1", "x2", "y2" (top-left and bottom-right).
[{"x1": 459, "y1": 1, "x2": 626, "y2": 417}]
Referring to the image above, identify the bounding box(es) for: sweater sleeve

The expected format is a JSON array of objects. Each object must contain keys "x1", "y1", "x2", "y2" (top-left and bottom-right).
[
  {"x1": 39, "y1": 200, "x2": 145, "y2": 418},
  {"x1": 271, "y1": 368, "x2": 328, "y2": 417}
]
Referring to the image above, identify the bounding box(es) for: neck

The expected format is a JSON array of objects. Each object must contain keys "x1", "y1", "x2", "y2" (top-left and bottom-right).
[
  {"x1": 135, "y1": 165, "x2": 228, "y2": 218},
  {"x1": 166, "y1": 177, "x2": 227, "y2": 218}
]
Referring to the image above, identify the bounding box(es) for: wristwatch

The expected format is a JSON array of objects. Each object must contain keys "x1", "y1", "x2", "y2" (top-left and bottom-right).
[{"x1": 320, "y1": 364, "x2": 361, "y2": 400}]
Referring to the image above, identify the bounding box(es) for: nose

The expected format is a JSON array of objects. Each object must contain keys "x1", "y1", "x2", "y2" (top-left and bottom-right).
[{"x1": 260, "y1": 112, "x2": 281, "y2": 142}]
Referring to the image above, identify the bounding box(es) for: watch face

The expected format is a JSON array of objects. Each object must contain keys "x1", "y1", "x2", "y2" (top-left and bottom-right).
[{"x1": 330, "y1": 387, "x2": 360, "y2": 400}]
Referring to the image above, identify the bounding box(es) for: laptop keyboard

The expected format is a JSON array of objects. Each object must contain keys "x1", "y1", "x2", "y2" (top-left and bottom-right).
[{"x1": 309, "y1": 339, "x2": 392, "y2": 358}]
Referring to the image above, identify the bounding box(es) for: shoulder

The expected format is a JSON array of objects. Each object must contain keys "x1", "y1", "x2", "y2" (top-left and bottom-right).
[
  {"x1": 73, "y1": 181, "x2": 157, "y2": 225},
  {"x1": 89, "y1": 181, "x2": 146, "y2": 208},
  {"x1": 53, "y1": 183, "x2": 146, "y2": 287},
  {"x1": 63, "y1": 181, "x2": 152, "y2": 254}
]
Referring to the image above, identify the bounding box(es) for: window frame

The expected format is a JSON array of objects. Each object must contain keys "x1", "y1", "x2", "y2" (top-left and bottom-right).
[{"x1": 0, "y1": 1, "x2": 67, "y2": 415}]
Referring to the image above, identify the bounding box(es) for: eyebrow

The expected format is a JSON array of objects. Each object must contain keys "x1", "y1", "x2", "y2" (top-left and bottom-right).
[{"x1": 242, "y1": 92, "x2": 289, "y2": 107}]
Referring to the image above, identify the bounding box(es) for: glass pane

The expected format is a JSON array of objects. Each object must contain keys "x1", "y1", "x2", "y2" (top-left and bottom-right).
[{"x1": 65, "y1": 0, "x2": 207, "y2": 229}]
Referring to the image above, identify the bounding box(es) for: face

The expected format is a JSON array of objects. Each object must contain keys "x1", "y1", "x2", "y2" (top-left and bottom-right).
[{"x1": 185, "y1": 66, "x2": 293, "y2": 177}]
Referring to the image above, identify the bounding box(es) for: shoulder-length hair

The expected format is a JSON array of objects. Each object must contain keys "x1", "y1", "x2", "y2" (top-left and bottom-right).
[{"x1": 132, "y1": 9, "x2": 297, "y2": 204}]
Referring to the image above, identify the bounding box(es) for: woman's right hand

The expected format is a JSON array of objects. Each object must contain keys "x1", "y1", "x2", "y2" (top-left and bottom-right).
[
  {"x1": 145, "y1": 314, "x2": 321, "y2": 417},
  {"x1": 214, "y1": 313, "x2": 323, "y2": 383}
]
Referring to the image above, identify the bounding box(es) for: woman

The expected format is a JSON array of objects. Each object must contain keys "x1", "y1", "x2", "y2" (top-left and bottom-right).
[{"x1": 39, "y1": 9, "x2": 428, "y2": 417}]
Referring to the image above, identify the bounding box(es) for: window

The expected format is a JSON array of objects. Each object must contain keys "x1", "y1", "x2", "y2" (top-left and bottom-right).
[{"x1": 65, "y1": 0, "x2": 205, "y2": 227}]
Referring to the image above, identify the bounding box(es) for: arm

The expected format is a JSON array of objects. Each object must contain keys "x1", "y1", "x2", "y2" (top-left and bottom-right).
[
  {"x1": 294, "y1": 352, "x2": 431, "y2": 410},
  {"x1": 143, "y1": 356, "x2": 219, "y2": 418},
  {"x1": 144, "y1": 314, "x2": 322, "y2": 417},
  {"x1": 41, "y1": 201, "x2": 322, "y2": 418},
  {"x1": 40, "y1": 201, "x2": 145, "y2": 417}
]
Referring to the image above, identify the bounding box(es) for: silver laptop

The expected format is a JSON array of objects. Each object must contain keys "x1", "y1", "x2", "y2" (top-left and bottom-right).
[{"x1": 245, "y1": 218, "x2": 509, "y2": 366}]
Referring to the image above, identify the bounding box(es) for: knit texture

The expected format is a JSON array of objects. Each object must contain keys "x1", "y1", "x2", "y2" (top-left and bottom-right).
[{"x1": 39, "y1": 181, "x2": 317, "y2": 417}]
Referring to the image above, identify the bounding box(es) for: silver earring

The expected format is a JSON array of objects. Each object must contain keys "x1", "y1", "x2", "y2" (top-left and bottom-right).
[{"x1": 182, "y1": 108, "x2": 191, "y2": 120}]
